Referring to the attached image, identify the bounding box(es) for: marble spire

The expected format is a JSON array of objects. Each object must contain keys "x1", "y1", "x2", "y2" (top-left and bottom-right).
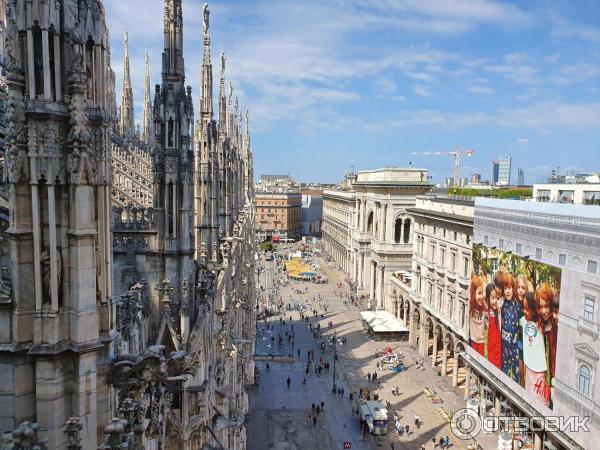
[
  {"x1": 218, "y1": 52, "x2": 227, "y2": 137},
  {"x1": 141, "y1": 52, "x2": 154, "y2": 145},
  {"x1": 200, "y1": 2, "x2": 213, "y2": 122},
  {"x1": 120, "y1": 31, "x2": 135, "y2": 137}
]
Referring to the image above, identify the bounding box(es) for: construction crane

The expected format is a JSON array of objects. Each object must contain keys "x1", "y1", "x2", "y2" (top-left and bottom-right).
[{"x1": 410, "y1": 146, "x2": 475, "y2": 186}]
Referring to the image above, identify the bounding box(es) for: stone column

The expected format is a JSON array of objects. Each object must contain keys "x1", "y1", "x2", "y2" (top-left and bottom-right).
[
  {"x1": 420, "y1": 322, "x2": 430, "y2": 356},
  {"x1": 42, "y1": 29, "x2": 51, "y2": 100},
  {"x1": 409, "y1": 312, "x2": 418, "y2": 345},
  {"x1": 369, "y1": 260, "x2": 376, "y2": 301},
  {"x1": 379, "y1": 265, "x2": 386, "y2": 309},
  {"x1": 432, "y1": 330, "x2": 439, "y2": 367},
  {"x1": 494, "y1": 395, "x2": 501, "y2": 418},
  {"x1": 375, "y1": 263, "x2": 381, "y2": 307},
  {"x1": 359, "y1": 253, "x2": 364, "y2": 288},
  {"x1": 403, "y1": 304, "x2": 409, "y2": 325},
  {"x1": 441, "y1": 338, "x2": 449, "y2": 376},
  {"x1": 400, "y1": 218, "x2": 404, "y2": 244}
]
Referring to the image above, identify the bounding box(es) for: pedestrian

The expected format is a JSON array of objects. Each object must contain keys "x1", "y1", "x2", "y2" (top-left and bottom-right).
[
  {"x1": 421, "y1": 445, "x2": 426, "y2": 450},
  {"x1": 432, "y1": 436, "x2": 436, "y2": 448},
  {"x1": 313, "y1": 415, "x2": 317, "y2": 426},
  {"x1": 315, "y1": 405, "x2": 320, "y2": 415},
  {"x1": 405, "y1": 424, "x2": 409, "y2": 435},
  {"x1": 391, "y1": 444, "x2": 395, "y2": 450},
  {"x1": 286, "y1": 377, "x2": 291, "y2": 390},
  {"x1": 444, "y1": 436, "x2": 450, "y2": 449},
  {"x1": 367, "y1": 372, "x2": 372, "y2": 383},
  {"x1": 320, "y1": 400, "x2": 324, "y2": 410},
  {"x1": 359, "y1": 388, "x2": 363, "y2": 398},
  {"x1": 438, "y1": 437, "x2": 444, "y2": 448},
  {"x1": 312, "y1": 402, "x2": 315, "y2": 413},
  {"x1": 266, "y1": 362, "x2": 270, "y2": 373},
  {"x1": 341, "y1": 387, "x2": 345, "y2": 397},
  {"x1": 414, "y1": 414, "x2": 420, "y2": 428}
]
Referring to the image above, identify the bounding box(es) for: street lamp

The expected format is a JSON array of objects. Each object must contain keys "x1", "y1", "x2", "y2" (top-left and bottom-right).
[{"x1": 332, "y1": 329, "x2": 337, "y2": 393}]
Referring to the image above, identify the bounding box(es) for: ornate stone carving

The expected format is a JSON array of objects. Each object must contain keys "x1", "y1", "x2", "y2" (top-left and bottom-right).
[
  {"x1": 40, "y1": 247, "x2": 63, "y2": 306},
  {"x1": 63, "y1": 417, "x2": 82, "y2": 450},
  {"x1": 11, "y1": 421, "x2": 47, "y2": 449}
]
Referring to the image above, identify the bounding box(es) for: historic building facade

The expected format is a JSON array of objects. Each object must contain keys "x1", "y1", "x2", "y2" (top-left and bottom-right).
[
  {"x1": 321, "y1": 188, "x2": 355, "y2": 272},
  {"x1": 322, "y1": 167, "x2": 431, "y2": 310},
  {"x1": 390, "y1": 195, "x2": 473, "y2": 392},
  {"x1": 0, "y1": 2, "x2": 257, "y2": 449},
  {"x1": 255, "y1": 191, "x2": 301, "y2": 242}
]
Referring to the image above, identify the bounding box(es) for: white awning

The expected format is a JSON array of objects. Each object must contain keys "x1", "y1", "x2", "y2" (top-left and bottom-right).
[{"x1": 360, "y1": 310, "x2": 408, "y2": 333}]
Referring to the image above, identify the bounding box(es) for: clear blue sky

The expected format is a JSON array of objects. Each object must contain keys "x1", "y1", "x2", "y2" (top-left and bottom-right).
[{"x1": 105, "y1": 0, "x2": 600, "y2": 185}]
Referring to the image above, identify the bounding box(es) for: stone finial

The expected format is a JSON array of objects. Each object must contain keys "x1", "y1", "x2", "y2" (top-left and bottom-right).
[
  {"x1": 63, "y1": 417, "x2": 82, "y2": 450},
  {"x1": 12, "y1": 422, "x2": 47, "y2": 449},
  {"x1": 99, "y1": 418, "x2": 128, "y2": 449}
]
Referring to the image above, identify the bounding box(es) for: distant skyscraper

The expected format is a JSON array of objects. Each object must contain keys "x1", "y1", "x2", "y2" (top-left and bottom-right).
[
  {"x1": 491, "y1": 161, "x2": 499, "y2": 184},
  {"x1": 517, "y1": 167, "x2": 525, "y2": 186},
  {"x1": 471, "y1": 173, "x2": 481, "y2": 184},
  {"x1": 498, "y1": 156, "x2": 512, "y2": 185}
]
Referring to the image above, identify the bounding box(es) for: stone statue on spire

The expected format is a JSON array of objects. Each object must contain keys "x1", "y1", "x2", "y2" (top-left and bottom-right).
[
  {"x1": 228, "y1": 81, "x2": 233, "y2": 102},
  {"x1": 220, "y1": 52, "x2": 225, "y2": 78},
  {"x1": 203, "y1": 3, "x2": 210, "y2": 36}
]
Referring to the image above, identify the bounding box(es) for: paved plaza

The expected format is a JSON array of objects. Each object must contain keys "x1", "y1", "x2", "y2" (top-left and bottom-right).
[{"x1": 247, "y1": 253, "x2": 496, "y2": 450}]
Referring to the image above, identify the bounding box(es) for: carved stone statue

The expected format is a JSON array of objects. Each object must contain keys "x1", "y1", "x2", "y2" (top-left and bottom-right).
[
  {"x1": 203, "y1": 3, "x2": 210, "y2": 35},
  {"x1": 220, "y1": 52, "x2": 225, "y2": 78},
  {"x1": 40, "y1": 247, "x2": 63, "y2": 306}
]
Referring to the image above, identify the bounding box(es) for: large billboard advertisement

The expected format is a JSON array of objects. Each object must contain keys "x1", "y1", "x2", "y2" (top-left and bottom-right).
[{"x1": 469, "y1": 244, "x2": 561, "y2": 409}]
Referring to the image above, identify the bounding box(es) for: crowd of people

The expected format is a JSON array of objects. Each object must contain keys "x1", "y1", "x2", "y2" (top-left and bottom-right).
[{"x1": 255, "y1": 245, "x2": 460, "y2": 449}]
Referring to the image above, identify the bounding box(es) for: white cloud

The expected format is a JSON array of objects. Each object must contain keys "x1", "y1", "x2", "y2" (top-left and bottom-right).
[
  {"x1": 545, "y1": 53, "x2": 560, "y2": 63},
  {"x1": 516, "y1": 138, "x2": 529, "y2": 144},
  {"x1": 467, "y1": 85, "x2": 495, "y2": 94},
  {"x1": 413, "y1": 84, "x2": 433, "y2": 97}
]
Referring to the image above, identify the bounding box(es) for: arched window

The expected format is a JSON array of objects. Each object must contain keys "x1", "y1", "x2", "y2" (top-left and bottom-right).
[
  {"x1": 403, "y1": 219, "x2": 411, "y2": 244},
  {"x1": 367, "y1": 211, "x2": 374, "y2": 234},
  {"x1": 394, "y1": 218, "x2": 403, "y2": 243},
  {"x1": 579, "y1": 365, "x2": 591, "y2": 396}
]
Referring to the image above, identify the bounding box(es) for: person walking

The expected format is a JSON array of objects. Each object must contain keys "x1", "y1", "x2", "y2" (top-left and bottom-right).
[
  {"x1": 312, "y1": 415, "x2": 317, "y2": 426},
  {"x1": 367, "y1": 372, "x2": 372, "y2": 383},
  {"x1": 405, "y1": 424, "x2": 409, "y2": 435},
  {"x1": 438, "y1": 437, "x2": 444, "y2": 448},
  {"x1": 320, "y1": 400, "x2": 324, "y2": 410},
  {"x1": 431, "y1": 436, "x2": 436, "y2": 448},
  {"x1": 286, "y1": 377, "x2": 291, "y2": 390},
  {"x1": 266, "y1": 362, "x2": 270, "y2": 373},
  {"x1": 312, "y1": 403, "x2": 315, "y2": 413},
  {"x1": 414, "y1": 414, "x2": 420, "y2": 429}
]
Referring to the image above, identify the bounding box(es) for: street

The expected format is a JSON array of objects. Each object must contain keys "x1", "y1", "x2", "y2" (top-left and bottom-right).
[{"x1": 247, "y1": 251, "x2": 492, "y2": 450}]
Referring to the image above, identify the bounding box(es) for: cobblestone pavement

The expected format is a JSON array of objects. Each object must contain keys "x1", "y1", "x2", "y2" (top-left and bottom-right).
[{"x1": 247, "y1": 253, "x2": 496, "y2": 450}]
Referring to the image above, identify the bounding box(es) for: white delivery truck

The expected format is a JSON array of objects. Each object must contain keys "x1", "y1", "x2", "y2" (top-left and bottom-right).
[{"x1": 359, "y1": 400, "x2": 388, "y2": 435}]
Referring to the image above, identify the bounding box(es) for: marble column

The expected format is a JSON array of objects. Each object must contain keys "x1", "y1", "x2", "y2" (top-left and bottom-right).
[
  {"x1": 432, "y1": 330, "x2": 439, "y2": 367},
  {"x1": 369, "y1": 260, "x2": 376, "y2": 301},
  {"x1": 379, "y1": 265, "x2": 386, "y2": 309},
  {"x1": 400, "y1": 218, "x2": 404, "y2": 244},
  {"x1": 441, "y1": 338, "x2": 449, "y2": 376},
  {"x1": 421, "y1": 322, "x2": 430, "y2": 356}
]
